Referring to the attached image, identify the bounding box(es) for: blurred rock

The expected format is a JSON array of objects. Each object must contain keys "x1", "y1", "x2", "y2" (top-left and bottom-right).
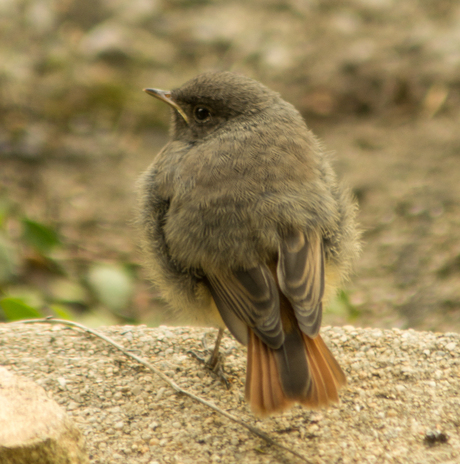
[{"x1": 0, "y1": 366, "x2": 89, "y2": 464}]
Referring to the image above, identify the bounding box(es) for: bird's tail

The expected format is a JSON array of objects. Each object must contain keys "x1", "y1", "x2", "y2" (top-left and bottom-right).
[{"x1": 245, "y1": 328, "x2": 346, "y2": 416}]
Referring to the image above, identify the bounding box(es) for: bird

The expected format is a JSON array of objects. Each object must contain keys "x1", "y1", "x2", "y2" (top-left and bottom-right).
[{"x1": 137, "y1": 71, "x2": 360, "y2": 416}]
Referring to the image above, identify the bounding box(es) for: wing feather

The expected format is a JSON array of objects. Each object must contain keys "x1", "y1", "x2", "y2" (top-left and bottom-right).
[
  {"x1": 206, "y1": 265, "x2": 284, "y2": 349},
  {"x1": 277, "y1": 230, "x2": 325, "y2": 337}
]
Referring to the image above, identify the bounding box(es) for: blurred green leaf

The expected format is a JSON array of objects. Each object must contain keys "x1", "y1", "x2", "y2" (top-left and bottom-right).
[
  {"x1": 328, "y1": 289, "x2": 360, "y2": 320},
  {"x1": 50, "y1": 304, "x2": 73, "y2": 320},
  {"x1": 0, "y1": 297, "x2": 43, "y2": 321},
  {"x1": 3, "y1": 286, "x2": 44, "y2": 310},
  {"x1": 0, "y1": 234, "x2": 18, "y2": 283},
  {"x1": 22, "y1": 218, "x2": 61, "y2": 255},
  {"x1": 87, "y1": 263, "x2": 134, "y2": 312}
]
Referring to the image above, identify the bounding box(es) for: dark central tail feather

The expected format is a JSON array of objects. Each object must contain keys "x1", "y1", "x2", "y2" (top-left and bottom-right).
[
  {"x1": 275, "y1": 330, "x2": 312, "y2": 399},
  {"x1": 245, "y1": 328, "x2": 346, "y2": 416}
]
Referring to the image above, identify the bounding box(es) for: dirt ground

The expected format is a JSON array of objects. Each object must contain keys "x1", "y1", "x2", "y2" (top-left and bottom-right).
[{"x1": 1, "y1": 0, "x2": 459, "y2": 332}]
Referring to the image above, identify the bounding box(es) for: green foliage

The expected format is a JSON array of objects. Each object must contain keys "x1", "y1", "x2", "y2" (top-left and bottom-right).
[
  {"x1": 21, "y1": 218, "x2": 61, "y2": 255},
  {"x1": 0, "y1": 298, "x2": 75, "y2": 322},
  {"x1": 0, "y1": 235, "x2": 18, "y2": 283},
  {"x1": 0, "y1": 297, "x2": 43, "y2": 321},
  {"x1": 49, "y1": 304, "x2": 73, "y2": 320},
  {"x1": 0, "y1": 195, "x2": 138, "y2": 326},
  {"x1": 328, "y1": 289, "x2": 361, "y2": 321}
]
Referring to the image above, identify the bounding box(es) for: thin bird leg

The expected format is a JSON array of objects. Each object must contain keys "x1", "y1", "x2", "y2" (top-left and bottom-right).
[
  {"x1": 208, "y1": 328, "x2": 224, "y2": 369},
  {"x1": 187, "y1": 328, "x2": 229, "y2": 387}
]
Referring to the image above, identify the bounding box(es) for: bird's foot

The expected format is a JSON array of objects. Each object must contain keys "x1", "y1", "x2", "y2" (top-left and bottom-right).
[{"x1": 188, "y1": 328, "x2": 230, "y2": 388}]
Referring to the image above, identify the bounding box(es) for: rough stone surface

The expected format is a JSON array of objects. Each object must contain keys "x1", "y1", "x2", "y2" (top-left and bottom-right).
[
  {"x1": 0, "y1": 323, "x2": 459, "y2": 463},
  {"x1": 0, "y1": 366, "x2": 89, "y2": 464}
]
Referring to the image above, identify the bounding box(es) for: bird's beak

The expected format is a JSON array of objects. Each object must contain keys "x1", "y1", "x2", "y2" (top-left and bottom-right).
[{"x1": 143, "y1": 88, "x2": 189, "y2": 124}]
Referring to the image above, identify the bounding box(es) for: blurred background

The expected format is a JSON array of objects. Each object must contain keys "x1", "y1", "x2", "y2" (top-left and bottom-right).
[{"x1": 1, "y1": 0, "x2": 459, "y2": 331}]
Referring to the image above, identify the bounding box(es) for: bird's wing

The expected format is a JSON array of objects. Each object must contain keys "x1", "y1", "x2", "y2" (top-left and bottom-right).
[
  {"x1": 277, "y1": 229, "x2": 325, "y2": 337},
  {"x1": 206, "y1": 265, "x2": 284, "y2": 348}
]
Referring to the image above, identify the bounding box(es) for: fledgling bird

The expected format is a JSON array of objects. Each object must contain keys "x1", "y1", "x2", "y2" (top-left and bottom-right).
[{"x1": 138, "y1": 71, "x2": 360, "y2": 416}]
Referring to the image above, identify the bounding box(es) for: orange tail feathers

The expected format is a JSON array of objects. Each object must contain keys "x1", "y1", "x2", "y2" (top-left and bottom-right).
[{"x1": 245, "y1": 330, "x2": 346, "y2": 416}]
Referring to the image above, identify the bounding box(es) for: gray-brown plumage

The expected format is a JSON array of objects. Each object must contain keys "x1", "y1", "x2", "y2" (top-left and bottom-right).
[{"x1": 138, "y1": 71, "x2": 360, "y2": 416}]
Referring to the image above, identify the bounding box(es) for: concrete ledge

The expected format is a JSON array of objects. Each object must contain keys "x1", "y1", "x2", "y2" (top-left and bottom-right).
[{"x1": 0, "y1": 323, "x2": 459, "y2": 463}]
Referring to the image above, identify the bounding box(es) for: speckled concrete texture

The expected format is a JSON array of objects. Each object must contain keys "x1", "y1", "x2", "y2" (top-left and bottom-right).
[{"x1": 0, "y1": 323, "x2": 459, "y2": 463}]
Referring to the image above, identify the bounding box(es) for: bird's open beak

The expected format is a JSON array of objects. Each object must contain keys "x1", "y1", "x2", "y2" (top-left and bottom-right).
[{"x1": 143, "y1": 88, "x2": 189, "y2": 124}]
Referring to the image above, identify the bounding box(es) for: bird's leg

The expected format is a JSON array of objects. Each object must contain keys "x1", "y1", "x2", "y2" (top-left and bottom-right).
[
  {"x1": 208, "y1": 327, "x2": 224, "y2": 369},
  {"x1": 188, "y1": 328, "x2": 229, "y2": 387}
]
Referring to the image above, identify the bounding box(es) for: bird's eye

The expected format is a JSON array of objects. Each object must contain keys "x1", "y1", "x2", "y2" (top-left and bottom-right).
[{"x1": 193, "y1": 106, "x2": 212, "y2": 123}]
